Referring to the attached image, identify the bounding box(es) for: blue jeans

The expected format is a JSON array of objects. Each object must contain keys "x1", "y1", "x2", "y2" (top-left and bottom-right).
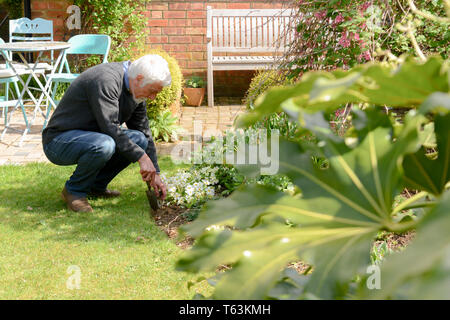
[{"x1": 43, "y1": 129, "x2": 148, "y2": 197}]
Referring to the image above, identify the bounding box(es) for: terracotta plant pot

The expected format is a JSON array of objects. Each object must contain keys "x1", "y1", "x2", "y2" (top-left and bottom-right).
[{"x1": 184, "y1": 87, "x2": 205, "y2": 107}]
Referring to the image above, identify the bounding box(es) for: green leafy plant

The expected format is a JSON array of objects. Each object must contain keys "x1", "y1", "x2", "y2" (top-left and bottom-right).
[
  {"x1": 0, "y1": 0, "x2": 22, "y2": 19},
  {"x1": 185, "y1": 76, "x2": 205, "y2": 88},
  {"x1": 244, "y1": 70, "x2": 299, "y2": 139},
  {"x1": 175, "y1": 56, "x2": 450, "y2": 300},
  {"x1": 244, "y1": 69, "x2": 294, "y2": 110},
  {"x1": 149, "y1": 109, "x2": 181, "y2": 143},
  {"x1": 73, "y1": 0, "x2": 146, "y2": 62}
]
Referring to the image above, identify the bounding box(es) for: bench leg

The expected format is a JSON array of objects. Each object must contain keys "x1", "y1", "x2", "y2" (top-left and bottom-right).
[{"x1": 207, "y1": 66, "x2": 214, "y2": 108}]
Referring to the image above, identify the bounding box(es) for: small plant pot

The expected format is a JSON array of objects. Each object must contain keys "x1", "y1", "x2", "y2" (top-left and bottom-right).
[{"x1": 184, "y1": 87, "x2": 205, "y2": 107}]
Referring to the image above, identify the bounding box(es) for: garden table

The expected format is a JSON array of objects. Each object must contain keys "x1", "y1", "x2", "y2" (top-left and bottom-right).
[{"x1": 0, "y1": 41, "x2": 70, "y2": 146}]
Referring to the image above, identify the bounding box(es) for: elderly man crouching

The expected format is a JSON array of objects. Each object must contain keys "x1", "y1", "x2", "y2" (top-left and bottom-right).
[{"x1": 42, "y1": 55, "x2": 170, "y2": 212}]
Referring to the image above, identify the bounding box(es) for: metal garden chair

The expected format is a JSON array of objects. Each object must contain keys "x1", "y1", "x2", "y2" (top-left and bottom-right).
[
  {"x1": 0, "y1": 38, "x2": 29, "y2": 135},
  {"x1": 8, "y1": 17, "x2": 54, "y2": 73},
  {"x1": 47, "y1": 34, "x2": 111, "y2": 108}
]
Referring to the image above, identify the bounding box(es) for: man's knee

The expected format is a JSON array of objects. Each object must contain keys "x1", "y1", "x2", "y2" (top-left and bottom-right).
[{"x1": 94, "y1": 136, "x2": 116, "y2": 161}]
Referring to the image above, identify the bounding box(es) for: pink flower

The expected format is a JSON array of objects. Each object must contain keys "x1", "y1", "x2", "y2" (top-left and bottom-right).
[
  {"x1": 360, "y1": 2, "x2": 372, "y2": 13},
  {"x1": 335, "y1": 108, "x2": 345, "y2": 117},
  {"x1": 358, "y1": 51, "x2": 372, "y2": 62},
  {"x1": 339, "y1": 32, "x2": 351, "y2": 48},
  {"x1": 314, "y1": 10, "x2": 327, "y2": 20},
  {"x1": 334, "y1": 13, "x2": 344, "y2": 24}
]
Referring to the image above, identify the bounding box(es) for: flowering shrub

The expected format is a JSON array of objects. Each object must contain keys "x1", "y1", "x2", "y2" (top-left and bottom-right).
[
  {"x1": 161, "y1": 163, "x2": 295, "y2": 211},
  {"x1": 286, "y1": 0, "x2": 380, "y2": 73},
  {"x1": 160, "y1": 166, "x2": 219, "y2": 208},
  {"x1": 284, "y1": 0, "x2": 449, "y2": 74}
]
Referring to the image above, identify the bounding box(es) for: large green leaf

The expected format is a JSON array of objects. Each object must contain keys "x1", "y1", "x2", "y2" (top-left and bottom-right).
[
  {"x1": 403, "y1": 113, "x2": 450, "y2": 195},
  {"x1": 237, "y1": 57, "x2": 449, "y2": 128},
  {"x1": 359, "y1": 191, "x2": 450, "y2": 299},
  {"x1": 181, "y1": 185, "x2": 285, "y2": 238},
  {"x1": 277, "y1": 109, "x2": 421, "y2": 228},
  {"x1": 177, "y1": 109, "x2": 423, "y2": 299},
  {"x1": 419, "y1": 92, "x2": 450, "y2": 115}
]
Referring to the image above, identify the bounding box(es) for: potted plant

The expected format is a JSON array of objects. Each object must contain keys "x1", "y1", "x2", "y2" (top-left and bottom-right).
[{"x1": 183, "y1": 76, "x2": 205, "y2": 107}]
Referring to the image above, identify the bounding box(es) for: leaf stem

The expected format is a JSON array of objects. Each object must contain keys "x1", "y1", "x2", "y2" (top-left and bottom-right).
[
  {"x1": 391, "y1": 191, "x2": 428, "y2": 215},
  {"x1": 407, "y1": 0, "x2": 450, "y2": 24}
]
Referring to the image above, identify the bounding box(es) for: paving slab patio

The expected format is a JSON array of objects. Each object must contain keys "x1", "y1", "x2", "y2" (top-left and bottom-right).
[{"x1": 0, "y1": 104, "x2": 246, "y2": 165}]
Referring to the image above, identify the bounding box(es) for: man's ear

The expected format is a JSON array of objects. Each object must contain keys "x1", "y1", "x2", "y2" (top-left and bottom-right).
[{"x1": 136, "y1": 74, "x2": 144, "y2": 85}]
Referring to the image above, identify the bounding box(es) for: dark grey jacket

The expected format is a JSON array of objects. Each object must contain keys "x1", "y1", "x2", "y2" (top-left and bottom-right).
[{"x1": 42, "y1": 62, "x2": 159, "y2": 172}]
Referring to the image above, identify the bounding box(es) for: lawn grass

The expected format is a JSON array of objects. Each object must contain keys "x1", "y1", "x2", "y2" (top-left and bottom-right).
[{"x1": 0, "y1": 157, "x2": 211, "y2": 299}]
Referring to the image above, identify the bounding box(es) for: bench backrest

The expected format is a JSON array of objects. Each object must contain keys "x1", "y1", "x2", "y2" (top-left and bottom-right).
[{"x1": 207, "y1": 7, "x2": 295, "y2": 53}]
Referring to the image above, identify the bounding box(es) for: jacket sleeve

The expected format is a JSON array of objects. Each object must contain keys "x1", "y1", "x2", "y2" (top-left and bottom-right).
[
  {"x1": 125, "y1": 102, "x2": 160, "y2": 173},
  {"x1": 86, "y1": 79, "x2": 145, "y2": 163}
]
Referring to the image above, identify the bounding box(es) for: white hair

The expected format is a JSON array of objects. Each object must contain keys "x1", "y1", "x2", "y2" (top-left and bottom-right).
[{"x1": 128, "y1": 54, "x2": 172, "y2": 87}]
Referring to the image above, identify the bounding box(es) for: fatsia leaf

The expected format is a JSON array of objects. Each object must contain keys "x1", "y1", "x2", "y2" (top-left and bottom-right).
[
  {"x1": 403, "y1": 113, "x2": 450, "y2": 195},
  {"x1": 180, "y1": 185, "x2": 285, "y2": 238},
  {"x1": 177, "y1": 109, "x2": 422, "y2": 299},
  {"x1": 237, "y1": 57, "x2": 448, "y2": 128},
  {"x1": 277, "y1": 110, "x2": 421, "y2": 228},
  {"x1": 268, "y1": 268, "x2": 310, "y2": 300},
  {"x1": 235, "y1": 72, "x2": 329, "y2": 128},
  {"x1": 419, "y1": 92, "x2": 450, "y2": 115},
  {"x1": 177, "y1": 215, "x2": 376, "y2": 299},
  {"x1": 418, "y1": 122, "x2": 436, "y2": 149},
  {"x1": 359, "y1": 191, "x2": 450, "y2": 299}
]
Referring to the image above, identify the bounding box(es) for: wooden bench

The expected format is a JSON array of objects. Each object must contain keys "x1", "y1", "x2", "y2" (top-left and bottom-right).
[{"x1": 206, "y1": 6, "x2": 295, "y2": 107}]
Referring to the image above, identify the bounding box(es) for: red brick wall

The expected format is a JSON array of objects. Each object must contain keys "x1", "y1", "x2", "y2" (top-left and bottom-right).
[
  {"x1": 31, "y1": 0, "x2": 72, "y2": 41},
  {"x1": 29, "y1": 0, "x2": 288, "y2": 97}
]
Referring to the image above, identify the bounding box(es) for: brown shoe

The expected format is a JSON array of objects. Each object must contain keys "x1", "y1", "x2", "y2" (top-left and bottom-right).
[
  {"x1": 61, "y1": 187, "x2": 93, "y2": 212},
  {"x1": 88, "y1": 189, "x2": 121, "y2": 199}
]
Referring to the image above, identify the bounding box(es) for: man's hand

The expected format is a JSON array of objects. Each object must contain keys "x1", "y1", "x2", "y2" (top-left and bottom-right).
[
  {"x1": 138, "y1": 153, "x2": 156, "y2": 183},
  {"x1": 152, "y1": 174, "x2": 167, "y2": 200}
]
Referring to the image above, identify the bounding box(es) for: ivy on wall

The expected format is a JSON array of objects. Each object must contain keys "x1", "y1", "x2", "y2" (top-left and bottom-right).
[
  {"x1": 0, "y1": 0, "x2": 23, "y2": 19},
  {"x1": 73, "y1": 0, "x2": 147, "y2": 62}
]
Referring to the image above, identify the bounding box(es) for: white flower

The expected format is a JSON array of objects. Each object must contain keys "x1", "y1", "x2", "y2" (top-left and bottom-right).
[
  {"x1": 185, "y1": 185, "x2": 195, "y2": 197},
  {"x1": 206, "y1": 224, "x2": 225, "y2": 231},
  {"x1": 206, "y1": 186, "x2": 215, "y2": 197},
  {"x1": 168, "y1": 186, "x2": 176, "y2": 194}
]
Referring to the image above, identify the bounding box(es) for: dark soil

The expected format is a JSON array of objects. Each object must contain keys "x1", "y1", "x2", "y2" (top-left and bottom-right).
[
  {"x1": 375, "y1": 230, "x2": 416, "y2": 251},
  {"x1": 149, "y1": 204, "x2": 194, "y2": 249},
  {"x1": 288, "y1": 261, "x2": 312, "y2": 275}
]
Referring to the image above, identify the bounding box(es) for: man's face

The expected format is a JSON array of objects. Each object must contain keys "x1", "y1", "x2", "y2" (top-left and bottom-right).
[{"x1": 130, "y1": 75, "x2": 164, "y2": 103}]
